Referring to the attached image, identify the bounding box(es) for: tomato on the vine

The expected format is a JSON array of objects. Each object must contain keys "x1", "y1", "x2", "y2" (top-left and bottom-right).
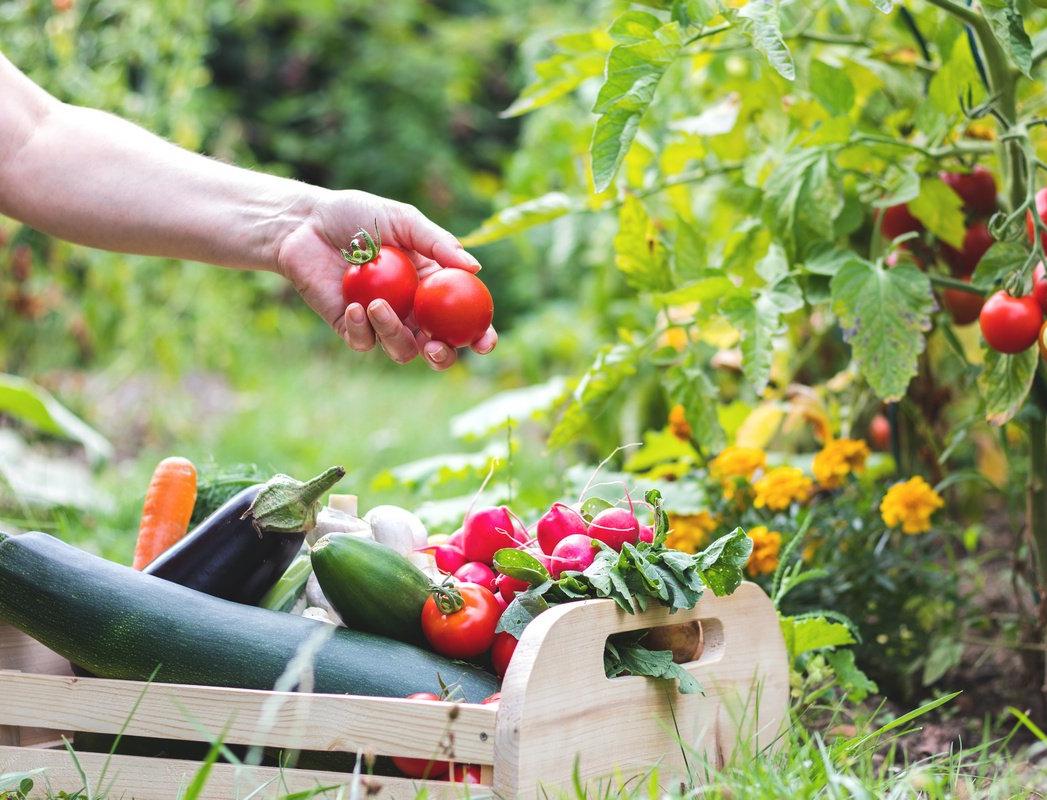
[
  {"x1": 1026, "y1": 188, "x2": 1047, "y2": 252},
  {"x1": 940, "y1": 166, "x2": 997, "y2": 216},
  {"x1": 421, "y1": 582, "x2": 501, "y2": 659},
  {"x1": 413, "y1": 268, "x2": 494, "y2": 347},
  {"x1": 939, "y1": 279, "x2": 984, "y2": 326},
  {"x1": 868, "y1": 413, "x2": 890, "y2": 451},
  {"x1": 939, "y1": 221, "x2": 992, "y2": 278},
  {"x1": 490, "y1": 631, "x2": 518, "y2": 678},
  {"x1": 1034, "y1": 263, "x2": 1047, "y2": 314},
  {"x1": 979, "y1": 291, "x2": 1043, "y2": 354},
  {"x1": 340, "y1": 227, "x2": 418, "y2": 321},
  {"x1": 880, "y1": 204, "x2": 923, "y2": 241},
  {"x1": 391, "y1": 693, "x2": 450, "y2": 779}
]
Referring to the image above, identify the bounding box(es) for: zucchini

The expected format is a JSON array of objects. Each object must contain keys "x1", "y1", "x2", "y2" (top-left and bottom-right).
[
  {"x1": 311, "y1": 534, "x2": 431, "y2": 645},
  {"x1": 0, "y1": 532, "x2": 498, "y2": 701}
]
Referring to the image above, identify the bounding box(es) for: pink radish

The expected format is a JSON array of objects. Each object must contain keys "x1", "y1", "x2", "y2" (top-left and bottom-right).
[
  {"x1": 495, "y1": 572, "x2": 530, "y2": 603},
  {"x1": 448, "y1": 529, "x2": 465, "y2": 550},
  {"x1": 427, "y1": 543, "x2": 467, "y2": 574},
  {"x1": 638, "y1": 524, "x2": 654, "y2": 543},
  {"x1": 454, "y1": 561, "x2": 497, "y2": 592},
  {"x1": 461, "y1": 506, "x2": 527, "y2": 564},
  {"x1": 493, "y1": 590, "x2": 509, "y2": 612},
  {"x1": 589, "y1": 507, "x2": 640, "y2": 551},
  {"x1": 536, "y1": 503, "x2": 588, "y2": 555},
  {"x1": 548, "y1": 534, "x2": 600, "y2": 579}
]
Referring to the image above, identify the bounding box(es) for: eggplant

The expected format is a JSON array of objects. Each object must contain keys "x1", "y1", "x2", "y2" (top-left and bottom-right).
[{"x1": 144, "y1": 466, "x2": 344, "y2": 606}]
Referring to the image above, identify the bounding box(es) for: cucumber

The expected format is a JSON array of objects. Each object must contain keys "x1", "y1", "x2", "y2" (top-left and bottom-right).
[
  {"x1": 0, "y1": 532, "x2": 497, "y2": 701},
  {"x1": 311, "y1": 534, "x2": 431, "y2": 645}
]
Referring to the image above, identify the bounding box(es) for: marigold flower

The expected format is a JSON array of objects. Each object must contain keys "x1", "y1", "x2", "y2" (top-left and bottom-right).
[
  {"x1": 665, "y1": 512, "x2": 718, "y2": 554},
  {"x1": 668, "y1": 404, "x2": 693, "y2": 441},
  {"x1": 813, "y1": 438, "x2": 870, "y2": 489},
  {"x1": 746, "y1": 525, "x2": 782, "y2": 576},
  {"x1": 753, "y1": 466, "x2": 813, "y2": 511},
  {"x1": 880, "y1": 476, "x2": 943, "y2": 534},
  {"x1": 710, "y1": 446, "x2": 766, "y2": 481}
]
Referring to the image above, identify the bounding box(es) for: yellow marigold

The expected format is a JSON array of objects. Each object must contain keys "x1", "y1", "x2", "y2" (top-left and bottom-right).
[
  {"x1": 753, "y1": 466, "x2": 813, "y2": 511},
  {"x1": 746, "y1": 525, "x2": 782, "y2": 576},
  {"x1": 665, "y1": 511, "x2": 718, "y2": 554},
  {"x1": 880, "y1": 476, "x2": 944, "y2": 534},
  {"x1": 668, "y1": 404, "x2": 693, "y2": 441},
  {"x1": 813, "y1": 438, "x2": 870, "y2": 489},
  {"x1": 710, "y1": 446, "x2": 766, "y2": 481}
]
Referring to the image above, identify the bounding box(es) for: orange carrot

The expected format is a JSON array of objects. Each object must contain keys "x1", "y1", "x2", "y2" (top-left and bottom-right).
[{"x1": 133, "y1": 456, "x2": 198, "y2": 570}]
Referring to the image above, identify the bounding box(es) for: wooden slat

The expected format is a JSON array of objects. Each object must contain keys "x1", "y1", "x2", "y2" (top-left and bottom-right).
[
  {"x1": 0, "y1": 746, "x2": 492, "y2": 800},
  {"x1": 0, "y1": 626, "x2": 70, "y2": 676},
  {"x1": 0, "y1": 672, "x2": 496, "y2": 763}
]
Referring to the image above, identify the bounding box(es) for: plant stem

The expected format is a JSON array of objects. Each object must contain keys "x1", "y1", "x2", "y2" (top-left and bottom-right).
[{"x1": 927, "y1": 274, "x2": 987, "y2": 295}]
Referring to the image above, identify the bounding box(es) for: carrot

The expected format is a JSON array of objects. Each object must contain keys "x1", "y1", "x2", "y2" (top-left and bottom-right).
[{"x1": 133, "y1": 457, "x2": 198, "y2": 570}]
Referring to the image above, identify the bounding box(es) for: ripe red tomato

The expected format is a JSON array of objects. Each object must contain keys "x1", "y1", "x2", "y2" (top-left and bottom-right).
[
  {"x1": 940, "y1": 280, "x2": 984, "y2": 326},
  {"x1": 868, "y1": 413, "x2": 890, "y2": 451},
  {"x1": 391, "y1": 693, "x2": 450, "y2": 779},
  {"x1": 1027, "y1": 188, "x2": 1047, "y2": 252},
  {"x1": 979, "y1": 291, "x2": 1043, "y2": 354},
  {"x1": 490, "y1": 631, "x2": 518, "y2": 678},
  {"x1": 341, "y1": 243, "x2": 418, "y2": 321},
  {"x1": 881, "y1": 204, "x2": 923, "y2": 241},
  {"x1": 450, "y1": 764, "x2": 483, "y2": 784},
  {"x1": 421, "y1": 583, "x2": 501, "y2": 659},
  {"x1": 413, "y1": 269, "x2": 494, "y2": 347},
  {"x1": 940, "y1": 166, "x2": 997, "y2": 216},
  {"x1": 1034, "y1": 263, "x2": 1047, "y2": 314},
  {"x1": 939, "y1": 222, "x2": 992, "y2": 278}
]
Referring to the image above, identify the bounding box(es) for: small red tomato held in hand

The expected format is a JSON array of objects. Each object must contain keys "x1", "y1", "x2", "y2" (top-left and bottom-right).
[
  {"x1": 391, "y1": 693, "x2": 450, "y2": 779},
  {"x1": 881, "y1": 204, "x2": 923, "y2": 241},
  {"x1": 940, "y1": 166, "x2": 997, "y2": 216},
  {"x1": 422, "y1": 583, "x2": 501, "y2": 659},
  {"x1": 940, "y1": 222, "x2": 993, "y2": 278},
  {"x1": 340, "y1": 227, "x2": 418, "y2": 321},
  {"x1": 491, "y1": 631, "x2": 518, "y2": 678},
  {"x1": 413, "y1": 268, "x2": 494, "y2": 347},
  {"x1": 979, "y1": 291, "x2": 1043, "y2": 354},
  {"x1": 1033, "y1": 263, "x2": 1047, "y2": 314},
  {"x1": 940, "y1": 279, "x2": 984, "y2": 326}
]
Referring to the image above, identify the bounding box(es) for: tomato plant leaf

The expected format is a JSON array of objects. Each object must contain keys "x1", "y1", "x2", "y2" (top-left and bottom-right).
[
  {"x1": 981, "y1": 1, "x2": 1032, "y2": 78},
  {"x1": 734, "y1": 1, "x2": 795, "y2": 81},
  {"x1": 722, "y1": 294, "x2": 781, "y2": 395},
  {"x1": 666, "y1": 364, "x2": 726, "y2": 451},
  {"x1": 549, "y1": 343, "x2": 642, "y2": 449},
  {"x1": 866, "y1": 0, "x2": 895, "y2": 13},
  {"x1": 979, "y1": 347, "x2": 1036, "y2": 426},
  {"x1": 763, "y1": 148, "x2": 843, "y2": 261},
  {"x1": 830, "y1": 259, "x2": 934, "y2": 401},
  {"x1": 928, "y1": 36, "x2": 986, "y2": 117},
  {"x1": 780, "y1": 614, "x2": 855, "y2": 662},
  {"x1": 614, "y1": 195, "x2": 673, "y2": 291},
  {"x1": 809, "y1": 59, "x2": 854, "y2": 117},
  {"x1": 590, "y1": 19, "x2": 682, "y2": 191},
  {"x1": 972, "y1": 241, "x2": 1025, "y2": 291},
  {"x1": 656, "y1": 275, "x2": 741, "y2": 305},
  {"x1": 462, "y1": 192, "x2": 581, "y2": 247},
  {"x1": 493, "y1": 548, "x2": 551, "y2": 585},
  {"x1": 908, "y1": 178, "x2": 966, "y2": 249},
  {"x1": 694, "y1": 528, "x2": 751, "y2": 596},
  {"x1": 501, "y1": 30, "x2": 611, "y2": 118}
]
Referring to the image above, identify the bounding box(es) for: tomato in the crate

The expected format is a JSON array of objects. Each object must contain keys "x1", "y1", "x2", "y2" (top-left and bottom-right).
[
  {"x1": 939, "y1": 222, "x2": 992, "y2": 278},
  {"x1": 339, "y1": 227, "x2": 418, "y2": 321},
  {"x1": 422, "y1": 583, "x2": 501, "y2": 659},
  {"x1": 940, "y1": 280, "x2": 984, "y2": 326},
  {"x1": 413, "y1": 268, "x2": 494, "y2": 347},
  {"x1": 940, "y1": 166, "x2": 997, "y2": 216},
  {"x1": 491, "y1": 631, "x2": 518, "y2": 678},
  {"x1": 450, "y1": 764, "x2": 483, "y2": 784},
  {"x1": 391, "y1": 692, "x2": 450, "y2": 779},
  {"x1": 979, "y1": 291, "x2": 1043, "y2": 354}
]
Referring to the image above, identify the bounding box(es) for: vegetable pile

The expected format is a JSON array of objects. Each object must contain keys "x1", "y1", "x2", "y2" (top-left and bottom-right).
[{"x1": 0, "y1": 454, "x2": 751, "y2": 783}]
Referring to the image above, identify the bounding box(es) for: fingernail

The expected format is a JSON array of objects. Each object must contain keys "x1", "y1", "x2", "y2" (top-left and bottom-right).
[
  {"x1": 425, "y1": 343, "x2": 446, "y2": 363},
  {"x1": 347, "y1": 304, "x2": 366, "y2": 325},
  {"x1": 460, "y1": 250, "x2": 482, "y2": 270},
  {"x1": 368, "y1": 301, "x2": 393, "y2": 324}
]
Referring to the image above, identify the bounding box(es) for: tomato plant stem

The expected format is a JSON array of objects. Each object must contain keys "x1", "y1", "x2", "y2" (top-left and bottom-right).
[{"x1": 927, "y1": 274, "x2": 988, "y2": 296}]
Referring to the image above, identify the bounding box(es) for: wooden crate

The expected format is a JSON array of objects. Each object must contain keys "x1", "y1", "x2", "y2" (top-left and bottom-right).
[{"x1": 0, "y1": 582, "x2": 787, "y2": 799}]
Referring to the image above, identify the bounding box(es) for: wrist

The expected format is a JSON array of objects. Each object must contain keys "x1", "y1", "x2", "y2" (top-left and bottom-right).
[{"x1": 265, "y1": 182, "x2": 329, "y2": 276}]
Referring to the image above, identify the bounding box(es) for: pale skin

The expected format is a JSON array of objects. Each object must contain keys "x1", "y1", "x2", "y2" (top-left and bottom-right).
[{"x1": 0, "y1": 51, "x2": 496, "y2": 370}]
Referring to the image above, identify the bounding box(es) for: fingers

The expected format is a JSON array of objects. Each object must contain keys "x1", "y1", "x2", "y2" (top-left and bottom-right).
[
  {"x1": 470, "y1": 326, "x2": 498, "y2": 355},
  {"x1": 421, "y1": 338, "x2": 458, "y2": 372},
  {"x1": 343, "y1": 303, "x2": 376, "y2": 352},
  {"x1": 392, "y1": 206, "x2": 482, "y2": 273},
  {"x1": 366, "y1": 300, "x2": 420, "y2": 365}
]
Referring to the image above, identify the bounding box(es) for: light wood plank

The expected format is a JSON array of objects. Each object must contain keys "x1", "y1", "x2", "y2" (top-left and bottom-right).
[
  {"x1": 0, "y1": 672, "x2": 496, "y2": 763},
  {"x1": 493, "y1": 583, "x2": 789, "y2": 798},
  {"x1": 0, "y1": 626, "x2": 70, "y2": 676},
  {"x1": 0, "y1": 746, "x2": 491, "y2": 800}
]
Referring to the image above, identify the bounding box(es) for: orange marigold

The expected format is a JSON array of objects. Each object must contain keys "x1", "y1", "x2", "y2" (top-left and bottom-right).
[
  {"x1": 753, "y1": 466, "x2": 813, "y2": 511},
  {"x1": 813, "y1": 438, "x2": 870, "y2": 489},
  {"x1": 746, "y1": 525, "x2": 782, "y2": 576},
  {"x1": 668, "y1": 404, "x2": 693, "y2": 441},
  {"x1": 665, "y1": 511, "x2": 718, "y2": 554},
  {"x1": 880, "y1": 476, "x2": 943, "y2": 534}
]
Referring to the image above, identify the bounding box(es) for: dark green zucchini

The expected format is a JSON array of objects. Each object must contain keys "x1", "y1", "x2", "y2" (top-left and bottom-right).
[
  {"x1": 0, "y1": 532, "x2": 497, "y2": 701},
  {"x1": 311, "y1": 534, "x2": 431, "y2": 645}
]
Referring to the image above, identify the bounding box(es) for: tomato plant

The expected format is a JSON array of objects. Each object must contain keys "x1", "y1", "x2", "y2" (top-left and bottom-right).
[
  {"x1": 340, "y1": 227, "x2": 418, "y2": 321},
  {"x1": 940, "y1": 166, "x2": 997, "y2": 217},
  {"x1": 413, "y1": 269, "x2": 494, "y2": 347},
  {"x1": 421, "y1": 582, "x2": 500, "y2": 659},
  {"x1": 940, "y1": 281, "x2": 984, "y2": 326}
]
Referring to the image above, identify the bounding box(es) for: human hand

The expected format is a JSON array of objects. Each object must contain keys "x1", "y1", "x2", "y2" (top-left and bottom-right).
[{"x1": 276, "y1": 189, "x2": 497, "y2": 370}]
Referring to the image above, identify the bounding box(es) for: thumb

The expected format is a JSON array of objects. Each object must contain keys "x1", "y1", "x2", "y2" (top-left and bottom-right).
[{"x1": 392, "y1": 206, "x2": 482, "y2": 273}]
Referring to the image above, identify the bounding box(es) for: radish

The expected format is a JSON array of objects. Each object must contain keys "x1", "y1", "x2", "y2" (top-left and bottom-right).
[
  {"x1": 448, "y1": 529, "x2": 465, "y2": 549},
  {"x1": 548, "y1": 534, "x2": 599, "y2": 579},
  {"x1": 589, "y1": 506, "x2": 640, "y2": 551},
  {"x1": 536, "y1": 503, "x2": 588, "y2": 555},
  {"x1": 638, "y1": 524, "x2": 654, "y2": 543},
  {"x1": 454, "y1": 561, "x2": 497, "y2": 592},
  {"x1": 494, "y1": 572, "x2": 529, "y2": 603},
  {"x1": 461, "y1": 506, "x2": 527, "y2": 564},
  {"x1": 427, "y1": 543, "x2": 467, "y2": 575}
]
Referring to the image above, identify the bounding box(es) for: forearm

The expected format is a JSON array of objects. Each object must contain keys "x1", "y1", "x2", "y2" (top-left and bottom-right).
[{"x1": 0, "y1": 62, "x2": 320, "y2": 272}]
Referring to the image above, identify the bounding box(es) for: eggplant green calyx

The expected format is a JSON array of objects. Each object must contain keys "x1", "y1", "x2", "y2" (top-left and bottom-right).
[{"x1": 244, "y1": 466, "x2": 345, "y2": 535}]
